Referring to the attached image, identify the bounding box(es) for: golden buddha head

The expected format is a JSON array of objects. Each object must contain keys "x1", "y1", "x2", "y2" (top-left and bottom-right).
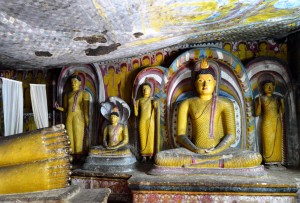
[
  {"x1": 120, "y1": 63, "x2": 127, "y2": 72},
  {"x1": 71, "y1": 73, "x2": 82, "y2": 90},
  {"x1": 142, "y1": 83, "x2": 151, "y2": 97},
  {"x1": 142, "y1": 78, "x2": 152, "y2": 97},
  {"x1": 108, "y1": 66, "x2": 115, "y2": 75},
  {"x1": 110, "y1": 107, "x2": 119, "y2": 125},
  {"x1": 195, "y1": 58, "x2": 216, "y2": 96},
  {"x1": 37, "y1": 71, "x2": 43, "y2": 79},
  {"x1": 223, "y1": 43, "x2": 232, "y2": 52},
  {"x1": 263, "y1": 80, "x2": 275, "y2": 95},
  {"x1": 155, "y1": 52, "x2": 163, "y2": 64},
  {"x1": 5, "y1": 71, "x2": 10, "y2": 78},
  {"x1": 132, "y1": 59, "x2": 140, "y2": 69},
  {"x1": 142, "y1": 56, "x2": 150, "y2": 66},
  {"x1": 195, "y1": 74, "x2": 216, "y2": 96},
  {"x1": 27, "y1": 71, "x2": 33, "y2": 80},
  {"x1": 16, "y1": 71, "x2": 23, "y2": 81}
]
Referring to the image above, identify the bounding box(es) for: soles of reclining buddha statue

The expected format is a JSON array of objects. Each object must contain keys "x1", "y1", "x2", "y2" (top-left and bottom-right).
[{"x1": 0, "y1": 124, "x2": 72, "y2": 194}]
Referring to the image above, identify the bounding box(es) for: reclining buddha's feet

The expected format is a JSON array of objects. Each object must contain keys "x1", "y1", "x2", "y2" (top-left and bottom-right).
[{"x1": 0, "y1": 124, "x2": 72, "y2": 194}]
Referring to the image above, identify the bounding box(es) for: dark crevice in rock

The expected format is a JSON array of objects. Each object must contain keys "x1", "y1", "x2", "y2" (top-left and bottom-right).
[
  {"x1": 35, "y1": 51, "x2": 52, "y2": 57},
  {"x1": 85, "y1": 43, "x2": 121, "y2": 56},
  {"x1": 74, "y1": 35, "x2": 107, "y2": 44},
  {"x1": 133, "y1": 32, "x2": 143, "y2": 38}
]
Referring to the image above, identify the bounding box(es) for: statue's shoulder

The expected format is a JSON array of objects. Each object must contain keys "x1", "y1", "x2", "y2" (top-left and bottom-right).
[
  {"x1": 217, "y1": 97, "x2": 234, "y2": 107},
  {"x1": 180, "y1": 97, "x2": 198, "y2": 105},
  {"x1": 82, "y1": 90, "x2": 90, "y2": 99},
  {"x1": 82, "y1": 89, "x2": 89, "y2": 94}
]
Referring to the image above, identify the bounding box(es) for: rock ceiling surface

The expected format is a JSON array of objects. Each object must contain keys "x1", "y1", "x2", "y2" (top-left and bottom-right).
[{"x1": 0, "y1": 0, "x2": 300, "y2": 69}]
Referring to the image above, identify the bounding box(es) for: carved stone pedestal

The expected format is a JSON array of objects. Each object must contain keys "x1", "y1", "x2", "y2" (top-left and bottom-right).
[
  {"x1": 128, "y1": 168, "x2": 300, "y2": 203},
  {"x1": 83, "y1": 153, "x2": 137, "y2": 173},
  {"x1": 71, "y1": 169, "x2": 132, "y2": 202},
  {"x1": 83, "y1": 146, "x2": 137, "y2": 173}
]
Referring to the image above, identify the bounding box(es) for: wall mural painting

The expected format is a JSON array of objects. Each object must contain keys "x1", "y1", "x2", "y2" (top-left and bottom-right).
[
  {"x1": 0, "y1": 69, "x2": 50, "y2": 136},
  {"x1": 95, "y1": 52, "x2": 168, "y2": 106},
  {"x1": 93, "y1": 39, "x2": 286, "y2": 112},
  {"x1": 223, "y1": 40, "x2": 287, "y2": 62}
]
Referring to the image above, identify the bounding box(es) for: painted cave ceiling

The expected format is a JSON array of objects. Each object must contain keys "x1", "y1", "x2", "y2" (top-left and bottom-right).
[{"x1": 0, "y1": 0, "x2": 300, "y2": 69}]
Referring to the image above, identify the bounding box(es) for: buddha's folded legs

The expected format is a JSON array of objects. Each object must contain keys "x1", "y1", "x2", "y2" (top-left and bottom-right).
[
  {"x1": 155, "y1": 148, "x2": 262, "y2": 168},
  {"x1": 90, "y1": 145, "x2": 131, "y2": 156}
]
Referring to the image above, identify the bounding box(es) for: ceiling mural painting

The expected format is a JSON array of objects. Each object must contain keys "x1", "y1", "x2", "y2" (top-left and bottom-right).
[{"x1": 0, "y1": 0, "x2": 299, "y2": 68}]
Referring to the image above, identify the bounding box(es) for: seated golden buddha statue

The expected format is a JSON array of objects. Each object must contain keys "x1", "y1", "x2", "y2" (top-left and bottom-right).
[
  {"x1": 0, "y1": 124, "x2": 71, "y2": 194},
  {"x1": 83, "y1": 97, "x2": 136, "y2": 172},
  {"x1": 154, "y1": 59, "x2": 262, "y2": 169}
]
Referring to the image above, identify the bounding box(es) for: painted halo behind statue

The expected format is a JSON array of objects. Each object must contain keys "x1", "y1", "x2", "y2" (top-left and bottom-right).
[{"x1": 100, "y1": 96, "x2": 130, "y2": 125}]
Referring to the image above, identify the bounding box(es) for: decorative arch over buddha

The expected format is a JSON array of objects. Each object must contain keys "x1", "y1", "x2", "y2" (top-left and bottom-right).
[{"x1": 132, "y1": 47, "x2": 257, "y2": 152}]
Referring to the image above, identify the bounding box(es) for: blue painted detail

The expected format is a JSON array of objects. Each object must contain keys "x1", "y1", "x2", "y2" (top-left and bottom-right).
[
  {"x1": 206, "y1": 12, "x2": 221, "y2": 20},
  {"x1": 219, "y1": 91, "x2": 235, "y2": 100},
  {"x1": 176, "y1": 91, "x2": 195, "y2": 103},
  {"x1": 275, "y1": 0, "x2": 300, "y2": 9},
  {"x1": 200, "y1": 48, "x2": 206, "y2": 58}
]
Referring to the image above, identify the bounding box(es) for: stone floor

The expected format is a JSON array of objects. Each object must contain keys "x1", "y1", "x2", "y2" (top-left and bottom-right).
[{"x1": 0, "y1": 186, "x2": 111, "y2": 203}]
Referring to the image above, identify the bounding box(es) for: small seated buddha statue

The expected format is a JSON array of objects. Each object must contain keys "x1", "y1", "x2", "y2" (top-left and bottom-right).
[
  {"x1": 154, "y1": 59, "x2": 262, "y2": 169},
  {"x1": 83, "y1": 97, "x2": 136, "y2": 172},
  {"x1": 89, "y1": 107, "x2": 131, "y2": 156}
]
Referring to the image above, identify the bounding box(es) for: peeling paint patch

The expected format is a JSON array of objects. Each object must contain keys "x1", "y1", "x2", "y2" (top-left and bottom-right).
[
  {"x1": 126, "y1": 36, "x2": 170, "y2": 46},
  {"x1": 74, "y1": 35, "x2": 107, "y2": 44},
  {"x1": 85, "y1": 43, "x2": 120, "y2": 56},
  {"x1": 133, "y1": 32, "x2": 144, "y2": 38},
  {"x1": 35, "y1": 51, "x2": 52, "y2": 57}
]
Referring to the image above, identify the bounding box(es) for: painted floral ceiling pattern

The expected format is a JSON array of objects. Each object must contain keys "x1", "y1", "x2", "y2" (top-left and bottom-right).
[{"x1": 0, "y1": 0, "x2": 299, "y2": 69}]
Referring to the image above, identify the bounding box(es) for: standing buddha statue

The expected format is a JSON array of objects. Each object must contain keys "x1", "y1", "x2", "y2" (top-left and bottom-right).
[
  {"x1": 56, "y1": 73, "x2": 90, "y2": 154},
  {"x1": 134, "y1": 79, "x2": 160, "y2": 162},
  {"x1": 255, "y1": 79, "x2": 284, "y2": 166}
]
